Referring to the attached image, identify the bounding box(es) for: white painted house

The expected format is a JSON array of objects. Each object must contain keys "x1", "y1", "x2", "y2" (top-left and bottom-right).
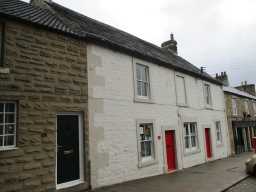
[{"x1": 87, "y1": 40, "x2": 229, "y2": 188}]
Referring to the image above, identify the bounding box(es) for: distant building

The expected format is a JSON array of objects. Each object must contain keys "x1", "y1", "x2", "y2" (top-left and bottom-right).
[{"x1": 217, "y1": 73, "x2": 256, "y2": 155}]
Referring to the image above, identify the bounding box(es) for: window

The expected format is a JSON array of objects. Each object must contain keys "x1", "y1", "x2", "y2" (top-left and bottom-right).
[
  {"x1": 204, "y1": 84, "x2": 212, "y2": 106},
  {"x1": 184, "y1": 122, "x2": 199, "y2": 153},
  {"x1": 215, "y1": 121, "x2": 222, "y2": 144},
  {"x1": 253, "y1": 102, "x2": 256, "y2": 115},
  {"x1": 232, "y1": 98, "x2": 238, "y2": 116},
  {"x1": 0, "y1": 102, "x2": 16, "y2": 150},
  {"x1": 176, "y1": 75, "x2": 187, "y2": 105},
  {"x1": 135, "y1": 64, "x2": 150, "y2": 99},
  {"x1": 244, "y1": 100, "x2": 249, "y2": 114},
  {"x1": 137, "y1": 121, "x2": 155, "y2": 166},
  {"x1": 0, "y1": 22, "x2": 5, "y2": 66}
]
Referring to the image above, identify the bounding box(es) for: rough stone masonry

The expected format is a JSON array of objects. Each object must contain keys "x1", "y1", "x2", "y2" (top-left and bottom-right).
[{"x1": 0, "y1": 20, "x2": 89, "y2": 192}]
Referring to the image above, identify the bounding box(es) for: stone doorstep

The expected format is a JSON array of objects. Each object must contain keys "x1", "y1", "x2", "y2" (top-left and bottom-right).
[{"x1": 221, "y1": 175, "x2": 250, "y2": 192}]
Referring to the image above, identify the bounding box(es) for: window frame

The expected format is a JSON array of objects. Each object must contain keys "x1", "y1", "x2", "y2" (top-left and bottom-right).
[
  {"x1": 232, "y1": 98, "x2": 238, "y2": 116},
  {"x1": 136, "y1": 119, "x2": 157, "y2": 167},
  {"x1": 175, "y1": 74, "x2": 187, "y2": 106},
  {"x1": 215, "y1": 121, "x2": 222, "y2": 145},
  {"x1": 133, "y1": 62, "x2": 152, "y2": 103},
  {"x1": 183, "y1": 122, "x2": 200, "y2": 155},
  {"x1": 203, "y1": 83, "x2": 212, "y2": 107},
  {"x1": 0, "y1": 101, "x2": 17, "y2": 151}
]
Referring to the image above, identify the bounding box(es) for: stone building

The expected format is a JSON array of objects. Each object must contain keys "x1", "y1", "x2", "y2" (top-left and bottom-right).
[
  {"x1": 216, "y1": 73, "x2": 256, "y2": 155},
  {"x1": 0, "y1": 0, "x2": 230, "y2": 191}
]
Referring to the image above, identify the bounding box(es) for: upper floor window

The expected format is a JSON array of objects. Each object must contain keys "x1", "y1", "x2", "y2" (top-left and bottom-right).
[
  {"x1": 232, "y1": 98, "x2": 238, "y2": 116},
  {"x1": 253, "y1": 102, "x2": 256, "y2": 115},
  {"x1": 244, "y1": 100, "x2": 249, "y2": 114},
  {"x1": 176, "y1": 75, "x2": 187, "y2": 106},
  {"x1": 135, "y1": 63, "x2": 151, "y2": 99},
  {"x1": 204, "y1": 84, "x2": 212, "y2": 106},
  {"x1": 136, "y1": 120, "x2": 155, "y2": 167},
  {"x1": 184, "y1": 122, "x2": 199, "y2": 153},
  {"x1": 0, "y1": 102, "x2": 16, "y2": 150},
  {"x1": 0, "y1": 22, "x2": 5, "y2": 66},
  {"x1": 215, "y1": 121, "x2": 222, "y2": 145}
]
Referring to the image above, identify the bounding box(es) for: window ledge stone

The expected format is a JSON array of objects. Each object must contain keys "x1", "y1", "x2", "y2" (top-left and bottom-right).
[
  {"x1": 0, "y1": 147, "x2": 18, "y2": 152},
  {"x1": 138, "y1": 159, "x2": 158, "y2": 168}
]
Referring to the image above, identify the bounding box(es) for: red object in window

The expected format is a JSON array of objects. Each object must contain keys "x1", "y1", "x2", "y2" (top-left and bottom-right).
[
  {"x1": 252, "y1": 137, "x2": 256, "y2": 153},
  {"x1": 205, "y1": 128, "x2": 212, "y2": 158},
  {"x1": 165, "y1": 130, "x2": 176, "y2": 171}
]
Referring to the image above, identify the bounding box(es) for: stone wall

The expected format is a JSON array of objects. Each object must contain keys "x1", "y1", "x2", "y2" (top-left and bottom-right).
[
  {"x1": 0, "y1": 20, "x2": 88, "y2": 192},
  {"x1": 225, "y1": 93, "x2": 256, "y2": 154}
]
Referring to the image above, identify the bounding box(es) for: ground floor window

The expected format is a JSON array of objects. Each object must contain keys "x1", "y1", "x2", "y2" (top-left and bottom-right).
[
  {"x1": 137, "y1": 120, "x2": 155, "y2": 166},
  {"x1": 215, "y1": 121, "x2": 222, "y2": 145},
  {"x1": 0, "y1": 102, "x2": 16, "y2": 150},
  {"x1": 184, "y1": 122, "x2": 199, "y2": 153}
]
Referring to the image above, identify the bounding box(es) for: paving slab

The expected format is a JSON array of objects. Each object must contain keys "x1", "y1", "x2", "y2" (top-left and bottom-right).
[{"x1": 91, "y1": 152, "x2": 253, "y2": 192}]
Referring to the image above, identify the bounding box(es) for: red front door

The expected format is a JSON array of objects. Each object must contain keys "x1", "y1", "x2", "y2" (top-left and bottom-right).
[
  {"x1": 165, "y1": 130, "x2": 176, "y2": 171},
  {"x1": 205, "y1": 128, "x2": 212, "y2": 158}
]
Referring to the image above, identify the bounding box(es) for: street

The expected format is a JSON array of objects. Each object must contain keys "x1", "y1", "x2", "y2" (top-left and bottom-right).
[
  {"x1": 92, "y1": 153, "x2": 252, "y2": 192},
  {"x1": 225, "y1": 177, "x2": 256, "y2": 192}
]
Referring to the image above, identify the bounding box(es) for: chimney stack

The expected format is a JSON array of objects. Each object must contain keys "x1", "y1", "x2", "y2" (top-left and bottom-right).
[
  {"x1": 161, "y1": 33, "x2": 178, "y2": 55},
  {"x1": 235, "y1": 82, "x2": 256, "y2": 96},
  {"x1": 30, "y1": 0, "x2": 52, "y2": 9},
  {"x1": 215, "y1": 71, "x2": 230, "y2": 86}
]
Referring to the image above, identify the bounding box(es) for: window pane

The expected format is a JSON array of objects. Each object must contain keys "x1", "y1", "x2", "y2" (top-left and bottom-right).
[
  {"x1": 176, "y1": 76, "x2": 186, "y2": 104},
  {"x1": 142, "y1": 82, "x2": 148, "y2": 96},
  {"x1": 0, "y1": 136, "x2": 2, "y2": 146},
  {"x1": 184, "y1": 123, "x2": 189, "y2": 135},
  {"x1": 5, "y1": 103, "x2": 15, "y2": 113},
  {"x1": 141, "y1": 141, "x2": 146, "y2": 157},
  {"x1": 144, "y1": 140, "x2": 151, "y2": 156},
  {"x1": 5, "y1": 114, "x2": 15, "y2": 123},
  {"x1": 0, "y1": 103, "x2": 3, "y2": 112},
  {"x1": 190, "y1": 123, "x2": 196, "y2": 134},
  {"x1": 4, "y1": 135, "x2": 14, "y2": 146},
  {"x1": 5, "y1": 124, "x2": 15, "y2": 134},
  {"x1": 136, "y1": 65, "x2": 142, "y2": 81},
  {"x1": 0, "y1": 114, "x2": 3, "y2": 124},
  {"x1": 191, "y1": 136, "x2": 196, "y2": 147},
  {"x1": 0, "y1": 125, "x2": 3, "y2": 135},
  {"x1": 185, "y1": 136, "x2": 190, "y2": 148},
  {"x1": 144, "y1": 124, "x2": 152, "y2": 139},
  {"x1": 137, "y1": 81, "x2": 142, "y2": 96}
]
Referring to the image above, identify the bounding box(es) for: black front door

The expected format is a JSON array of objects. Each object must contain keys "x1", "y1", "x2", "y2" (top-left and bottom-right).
[{"x1": 57, "y1": 115, "x2": 80, "y2": 184}]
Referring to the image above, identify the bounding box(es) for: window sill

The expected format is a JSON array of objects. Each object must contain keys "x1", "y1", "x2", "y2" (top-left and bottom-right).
[
  {"x1": 0, "y1": 147, "x2": 18, "y2": 152},
  {"x1": 134, "y1": 97, "x2": 154, "y2": 104},
  {"x1": 177, "y1": 103, "x2": 188, "y2": 108},
  {"x1": 205, "y1": 106, "x2": 213, "y2": 110},
  {"x1": 0, "y1": 67, "x2": 10, "y2": 74},
  {"x1": 184, "y1": 148, "x2": 201, "y2": 156},
  {"x1": 138, "y1": 158, "x2": 157, "y2": 168}
]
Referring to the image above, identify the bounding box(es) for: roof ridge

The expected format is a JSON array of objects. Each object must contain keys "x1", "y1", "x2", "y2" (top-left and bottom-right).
[{"x1": 47, "y1": 1, "x2": 169, "y2": 53}]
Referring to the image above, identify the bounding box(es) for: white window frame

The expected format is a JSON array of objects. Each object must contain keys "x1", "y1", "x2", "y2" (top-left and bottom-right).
[
  {"x1": 136, "y1": 120, "x2": 156, "y2": 167},
  {"x1": 175, "y1": 74, "x2": 187, "y2": 106},
  {"x1": 133, "y1": 62, "x2": 152, "y2": 103},
  {"x1": 232, "y1": 98, "x2": 238, "y2": 116},
  {"x1": 215, "y1": 121, "x2": 222, "y2": 145},
  {"x1": 204, "y1": 83, "x2": 212, "y2": 107},
  {"x1": 183, "y1": 122, "x2": 199, "y2": 154},
  {"x1": 0, "y1": 101, "x2": 17, "y2": 151}
]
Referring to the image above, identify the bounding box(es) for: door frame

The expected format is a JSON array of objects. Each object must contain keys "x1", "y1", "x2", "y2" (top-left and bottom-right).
[
  {"x1": 56, "y1": 112, "x2": 84, "y2": 190},
  {"x1": 161, "y1": 126, "x2": 178, "y2": 173}
]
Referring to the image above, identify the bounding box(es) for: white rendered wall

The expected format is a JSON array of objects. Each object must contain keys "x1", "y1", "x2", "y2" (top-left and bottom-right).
[{"x1": 87, "y1": 44, "x2": 229, "y2": 188}]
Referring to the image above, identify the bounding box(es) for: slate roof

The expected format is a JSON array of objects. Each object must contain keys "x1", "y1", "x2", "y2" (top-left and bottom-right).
[
  {"x1": 223, "y1": 87, "x2": 256, "y2": 100},
  {"x1": 0, "y1": 0, "x2": 222, "y2": 85}
]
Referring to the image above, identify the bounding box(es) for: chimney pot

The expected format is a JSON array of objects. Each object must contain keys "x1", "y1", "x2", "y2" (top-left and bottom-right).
[{"x1": 161, "y1": 33, "x2": 178, "y2": 55}]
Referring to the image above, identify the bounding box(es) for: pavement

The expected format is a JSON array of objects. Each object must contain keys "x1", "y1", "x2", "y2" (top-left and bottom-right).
[
  {"x1": 92, "y1": 152, "x2": 253, "y2": 192},
  {"x1": 225, "y1": 177, "x2": 256, "y2": 192}
]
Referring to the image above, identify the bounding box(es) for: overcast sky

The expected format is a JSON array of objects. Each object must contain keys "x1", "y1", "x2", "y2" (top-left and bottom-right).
[{"x1": 24, "y1": 0, "x2": 256, "y2": 86}]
